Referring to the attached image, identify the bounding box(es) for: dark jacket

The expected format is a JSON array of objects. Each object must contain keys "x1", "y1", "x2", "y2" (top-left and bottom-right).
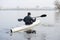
[{"x1": 23, "y1": 16, "x2": 36, "y2": 25}]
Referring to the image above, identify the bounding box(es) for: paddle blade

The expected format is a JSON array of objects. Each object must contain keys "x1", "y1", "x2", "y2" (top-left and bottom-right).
[
  {"x1": 18, "y1": 19, "x2": 23, "y2": 21},
  {"x1": 40, "y1": 14, "x2": 47, "y2": 17}
]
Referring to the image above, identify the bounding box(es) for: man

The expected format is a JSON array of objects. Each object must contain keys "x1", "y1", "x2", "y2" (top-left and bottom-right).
[
  {"x1": 23, "y1": 12, "x2": 36, "y2": 34},
  {"x1": 23, "y1": 12, "x2": 36, "y2": 25}
]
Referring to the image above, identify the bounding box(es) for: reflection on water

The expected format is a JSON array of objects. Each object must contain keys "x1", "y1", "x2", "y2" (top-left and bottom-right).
[{"x1": 0, "y1": 10, "x2": 60, "y2": 40}]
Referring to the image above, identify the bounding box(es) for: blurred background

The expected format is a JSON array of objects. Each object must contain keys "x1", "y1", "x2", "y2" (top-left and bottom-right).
[{"x1": 0, "y1": 0, "x2": 60, "y2": 40}]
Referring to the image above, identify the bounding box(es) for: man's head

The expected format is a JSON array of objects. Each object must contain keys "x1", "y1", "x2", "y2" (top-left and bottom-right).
[{"x1": 28, "y1": 12, "x2": 31, "y2": 16}]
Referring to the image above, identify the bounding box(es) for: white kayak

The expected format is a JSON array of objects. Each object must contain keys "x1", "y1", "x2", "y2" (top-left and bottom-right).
[{"x1": 10, "y1": 20, "x2": 40, "y2": 33}]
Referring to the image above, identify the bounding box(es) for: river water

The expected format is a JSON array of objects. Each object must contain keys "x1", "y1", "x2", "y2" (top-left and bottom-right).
[{"x1": 0, "y1": 10, "x2": 60, "y2": 40}]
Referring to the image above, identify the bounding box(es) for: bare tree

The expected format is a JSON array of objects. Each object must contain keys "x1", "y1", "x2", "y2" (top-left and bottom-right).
[
  {"x1": 55, "y1": 0, "x2": 60, "y2": 10},
  {"x1": 54, "y1": 0, "x2": 60, "y2": 23}
]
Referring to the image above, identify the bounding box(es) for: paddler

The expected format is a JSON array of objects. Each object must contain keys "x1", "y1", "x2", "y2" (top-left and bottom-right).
[
  {"x1": 23, "y1": 12, "x2": 36, "y2": 25},
  {"x1": 23, "y1": 12, "x2": 36, "y2": 34}
]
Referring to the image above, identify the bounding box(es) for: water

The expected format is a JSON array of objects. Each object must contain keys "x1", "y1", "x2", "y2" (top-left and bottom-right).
[{"x1": 0, "y1": 10, "x2": 60, "y2": 40}]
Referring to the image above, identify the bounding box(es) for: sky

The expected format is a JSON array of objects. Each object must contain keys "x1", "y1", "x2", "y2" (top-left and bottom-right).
[{"x1": 0, "y1": 0, "x2": 56, "y2": 8}]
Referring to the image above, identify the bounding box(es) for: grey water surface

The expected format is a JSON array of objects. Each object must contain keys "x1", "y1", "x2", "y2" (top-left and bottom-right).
[{"x1": 0, "y1": 10, "x2": 60, "y2": 40}]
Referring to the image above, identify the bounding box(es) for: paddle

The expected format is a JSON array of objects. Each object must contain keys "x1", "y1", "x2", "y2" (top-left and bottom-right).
[
  {"x1": 18, "y1": 14, "x2": 47, "y2": 21},
  {"x1": 33, "y1": 14, "x2": 47, "y2": 18},
  {"x1": 18, "y1": 19, "x2": 23, "y2": 21}
]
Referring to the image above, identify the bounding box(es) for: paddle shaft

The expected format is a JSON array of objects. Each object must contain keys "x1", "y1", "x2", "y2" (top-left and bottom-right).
[
  {"x1": 18, "y1": 14, "x2": 47, "y2": 21},
  {"x1": 33, "y1": 16, "x2": 41, "y2": 18}
]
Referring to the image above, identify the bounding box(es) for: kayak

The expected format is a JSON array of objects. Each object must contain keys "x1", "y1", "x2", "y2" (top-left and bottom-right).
[{"x1": 10, "y1": 20, "x2": 40, "y2": 33}]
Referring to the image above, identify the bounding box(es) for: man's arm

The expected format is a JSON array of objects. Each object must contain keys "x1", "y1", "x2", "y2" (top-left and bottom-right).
[{"x1": 31, "y1": 17, "x2": 36, "y2": 22}]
